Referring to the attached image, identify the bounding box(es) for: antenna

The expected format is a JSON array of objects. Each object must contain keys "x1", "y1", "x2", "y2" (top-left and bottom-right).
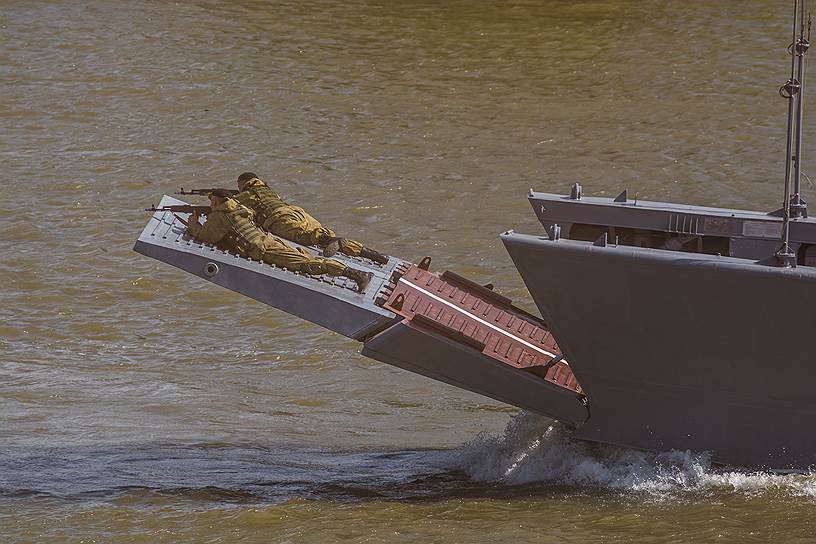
[
  {"x1": 777, "y1": 0, "x2": 811, "y2": 267},
  {"x1": 792, "y1": 3, "x2": 811, "y2": 218}
]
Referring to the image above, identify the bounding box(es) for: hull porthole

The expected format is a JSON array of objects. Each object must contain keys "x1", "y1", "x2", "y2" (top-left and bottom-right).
[{"x1": 203, "y1": 262, "x2": 219, "y2": 277}]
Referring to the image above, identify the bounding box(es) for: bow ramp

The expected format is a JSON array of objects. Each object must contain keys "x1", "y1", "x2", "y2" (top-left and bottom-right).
[
  {"x1": 135, "y1": 196, "x2": 394, "y2": 339},
  {"x1": 135, "y1": 196, "x2": 588, "y2": 426}
]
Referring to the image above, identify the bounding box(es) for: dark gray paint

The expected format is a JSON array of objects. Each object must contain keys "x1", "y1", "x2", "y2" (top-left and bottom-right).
[
  {"x1": 361, "y1": 321, "x2": 588, "y2": 426},
  {"x1": 502, "y1": 231, "x2": 816, "y2": 469},
  {"x1": 529, "y1": 190, "x2": 816, "y2": 258}
]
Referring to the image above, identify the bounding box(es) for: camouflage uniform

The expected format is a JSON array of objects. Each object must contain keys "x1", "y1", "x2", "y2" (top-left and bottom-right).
[
  {"x1": 186, "y1": 198, "x2": 348, "y2": 277},
  {"x1": 234, "y1": 177, "x2": 365, "y2": 256}
]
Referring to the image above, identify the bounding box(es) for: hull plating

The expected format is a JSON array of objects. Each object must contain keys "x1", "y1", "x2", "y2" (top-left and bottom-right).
[{"x1": 502, "y1": 232, "x2": 816, "y2": 469}]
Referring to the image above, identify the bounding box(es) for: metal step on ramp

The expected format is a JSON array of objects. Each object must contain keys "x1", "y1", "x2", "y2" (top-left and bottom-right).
[{"x1": 134, "y1": 196, "x2": 588, "y2": 426}]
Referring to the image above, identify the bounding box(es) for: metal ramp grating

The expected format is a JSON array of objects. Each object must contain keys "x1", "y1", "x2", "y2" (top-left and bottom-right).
[
  {"x1": 134, "y1": 195, "x2": 401, "y2": 340},
  {"x1": 378, "y1": 264, "x2": 583, "y2": 394}
]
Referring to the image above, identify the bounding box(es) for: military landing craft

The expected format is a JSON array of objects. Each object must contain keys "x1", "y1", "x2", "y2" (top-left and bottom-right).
[{"x1": 136, "y1": 2, "x2": 816, "y2": 470}]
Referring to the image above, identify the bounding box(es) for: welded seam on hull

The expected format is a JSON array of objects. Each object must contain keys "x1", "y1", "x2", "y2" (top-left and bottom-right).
[{"x1": 398, "y1": 278, "x2": 566, "y2": 362}]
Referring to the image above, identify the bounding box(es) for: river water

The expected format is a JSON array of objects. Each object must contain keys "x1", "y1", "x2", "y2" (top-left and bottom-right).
[{"x1": 2, "y1": 0, "x2": 816, "y2": 542}]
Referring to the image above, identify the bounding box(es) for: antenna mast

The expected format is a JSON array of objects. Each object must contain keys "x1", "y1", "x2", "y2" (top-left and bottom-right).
[{"x1": 777, "y1": 0, "x2": 811, "y2": 267}]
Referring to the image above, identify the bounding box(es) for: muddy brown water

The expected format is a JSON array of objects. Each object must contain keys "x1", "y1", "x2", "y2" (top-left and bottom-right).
[{"x1": 3, "y1": 1, "x2": 816, "y2": 542}]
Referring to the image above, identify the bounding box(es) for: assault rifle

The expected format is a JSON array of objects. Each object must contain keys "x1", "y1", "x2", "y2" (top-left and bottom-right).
[
  {"x1": 145, "y1": 204, "x2": 211, "y2": 226},
  {"x1": 145, "y1": 204, "x2": 211, "y2": 214},
  {"x1": 176, "y1": 188, "x2": 238, "y2": 196}
]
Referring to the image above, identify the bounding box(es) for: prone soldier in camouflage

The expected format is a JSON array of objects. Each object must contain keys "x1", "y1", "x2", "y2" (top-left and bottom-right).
[
  {"x1": 186, "y1": 189, "x2": 374, "y2": 292},
  {"x1": 232, "y1": 172, "x2": 389, "y2": 264}
]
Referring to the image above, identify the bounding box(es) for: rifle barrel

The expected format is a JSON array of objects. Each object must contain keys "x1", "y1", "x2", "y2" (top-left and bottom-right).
[{"x1": 176, "y1": 188, "x2": 238, "y2": 196}]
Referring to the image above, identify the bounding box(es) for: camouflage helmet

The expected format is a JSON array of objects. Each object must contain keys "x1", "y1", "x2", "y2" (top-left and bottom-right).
[{"x1": 237, "y1": 172, "x2": 259, "y2": 185}]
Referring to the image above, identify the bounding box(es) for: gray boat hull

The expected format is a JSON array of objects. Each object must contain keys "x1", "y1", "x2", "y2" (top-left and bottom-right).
[{"x1": 502, "y1": 232, "x2": 816, "y2": 469}]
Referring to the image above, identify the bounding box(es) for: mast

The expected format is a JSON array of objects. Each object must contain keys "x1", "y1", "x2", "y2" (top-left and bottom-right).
[
  {"x1": 777, "y1": 0, "x2": 811, "y2": 267},
  {"x1": 792, "y1": 3, "x2": 811, "y2": 217}
]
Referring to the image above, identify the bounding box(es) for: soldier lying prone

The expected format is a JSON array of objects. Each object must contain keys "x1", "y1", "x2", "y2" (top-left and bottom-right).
[{"x1": 184, "y1": 189, "x2": 374, "y2": 292}]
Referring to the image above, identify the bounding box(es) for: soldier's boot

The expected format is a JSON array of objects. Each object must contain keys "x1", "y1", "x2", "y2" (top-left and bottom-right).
[
  {"x1": 322, "y1": 237, "x2": 345, "y2": 258},
  {"x1": 360, "y1": 247, "x2": 389, "y2": 265},
  {"x1": 345, "y1": 267, "x2": 374, "y2": 293}
]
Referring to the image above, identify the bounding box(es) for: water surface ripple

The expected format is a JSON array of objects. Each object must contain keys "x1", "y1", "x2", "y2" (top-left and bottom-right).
[{"x1": 2, "y1": 0, "x2": 815, "y2": 542}]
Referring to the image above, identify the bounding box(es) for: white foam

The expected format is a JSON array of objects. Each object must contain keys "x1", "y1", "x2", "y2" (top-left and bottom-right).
[{"x1": 449, "y1": 412, "x2": 816, "y2": 499}]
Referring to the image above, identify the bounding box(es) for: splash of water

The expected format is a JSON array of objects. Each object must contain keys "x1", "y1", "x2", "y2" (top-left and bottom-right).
[{"x1": 449, "y1": 412, "x2": 816, "y2": 499}]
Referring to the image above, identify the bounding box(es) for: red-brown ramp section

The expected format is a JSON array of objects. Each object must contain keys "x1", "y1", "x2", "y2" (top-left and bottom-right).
[{"x1": 363, "y1": 264, "x2": 588, "y2": 425}]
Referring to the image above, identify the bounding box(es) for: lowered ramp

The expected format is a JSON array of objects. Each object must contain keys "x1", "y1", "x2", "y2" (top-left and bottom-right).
[
  {"x1": 134, "y1": 196, "x2": 399, "y2": 340},
  {"x1": 135, "y1": 196, "x2": 588, "y2": 425}
]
